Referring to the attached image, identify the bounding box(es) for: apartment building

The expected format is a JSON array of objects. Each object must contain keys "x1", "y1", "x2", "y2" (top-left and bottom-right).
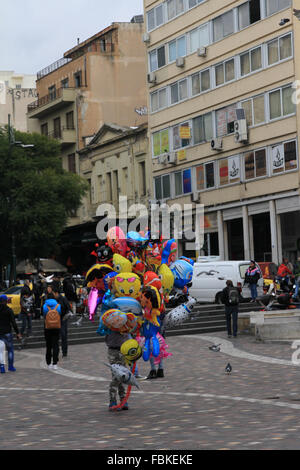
[
  {"x1": 144, "y1": 0, "x2": 300, "y2": 263},
  {"x1": 27, "y1": 19, "x2": 148, "y2": 176},
  {"x1": 0, "y1": 71, "x2": 37, "y2": 132}
]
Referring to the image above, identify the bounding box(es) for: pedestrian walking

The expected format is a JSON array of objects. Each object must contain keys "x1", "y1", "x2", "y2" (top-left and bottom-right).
[
  {"x1": 245, "y1": 260, "x2": 261, "y2": 302},
  {"x1": 42, "y1": 298, "x2": 62, "y2": 370},
  {"x1": 52, "y1": 286, "x2": 72, "y2": 358},
  {"x1": 221, "y1": 280, "x2": 239, "y2": 338},
  {"x1": 0, "y1": 295, "x2": 22, "y2": 372},
  {"x1": 63, "y1": 274, "x2": 78, "y2": 316},
  {"x1": 105, "y1": 330, "x2": 130, "y2": 411},
  {"x1": 20, "y1": 292, "x2": 34, "y2": 337}
]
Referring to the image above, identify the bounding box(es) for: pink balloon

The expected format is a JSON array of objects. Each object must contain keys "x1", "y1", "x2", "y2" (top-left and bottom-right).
[
  {"x1": 107, "y1": 226, "x2": 127, "y2": 256},
  {"x1": 88, "y1": 287, "x2": 99, "y2": 321}
]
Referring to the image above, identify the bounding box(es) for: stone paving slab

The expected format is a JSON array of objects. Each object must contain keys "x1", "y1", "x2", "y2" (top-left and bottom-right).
[{"x1": 1, "y1": 332, "x2": 300, "y2": 450}]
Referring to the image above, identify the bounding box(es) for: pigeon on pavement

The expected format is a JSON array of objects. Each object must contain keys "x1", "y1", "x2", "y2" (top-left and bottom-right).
[
  {"x1": 225, "y1": 363, "x2": 232, "y2": 374},
  {"x1": 209, "y1": 344, "x2": 221, "y2": 352}
]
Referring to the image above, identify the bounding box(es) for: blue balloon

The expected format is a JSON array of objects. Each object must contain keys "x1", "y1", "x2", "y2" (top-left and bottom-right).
[
  {"x1": 112, "y1": 297, "x2": 142, "y2": 316},
  {"x1": 126, "y1": 231, "x2": 149, "y2": 248},
  {"x1": 170, "y1": 259, "x2": 193, "y2": 289},
  {"x1": 142, "y1": 320, "x2": 160, "y2": 361}
]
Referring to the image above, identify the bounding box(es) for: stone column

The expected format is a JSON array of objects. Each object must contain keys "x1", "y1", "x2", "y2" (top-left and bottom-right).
[
  {"x1": 269, "y1": 200, "x2": 279, "y2": 265},
  {"x1": 242, "y1": 205, "x2": 250, "y2": 260},
  {"x1": 217, "y1": 210, "x2": 225, "y2": 260}
]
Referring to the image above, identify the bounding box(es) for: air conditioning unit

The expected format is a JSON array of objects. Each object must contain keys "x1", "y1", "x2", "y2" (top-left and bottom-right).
[
  {"x1": 158, "y1": 153, "x2": 168, "y2": 164},
  {"x1": 197, "y1": 47, "x2": 207, "y2": 57},
  {"x1": 176, "y1": 57, "x2": 185, "y2": 67},
  {"x1": 191, "y1": 191, "x2": 200, "y2": 203},
  {"x1": 143, "y1": 33, "x2": 150, "y2": 43},
  {"x1": 234, "y1": 119, "x2": 248, "y2": 143},
  {"x1": 147, "y1": 72, "x2": 156, "y2": 84},
  {"x1": 166, "y1": 152, "x2": 177, "y2": 165},
  {"x1": 211, "y1": 138, "x2": 223, "y2": 150}
]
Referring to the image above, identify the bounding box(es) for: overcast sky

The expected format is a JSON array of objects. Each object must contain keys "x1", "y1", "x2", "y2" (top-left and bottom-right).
[{"x1": 0, "y1": 0, "x2": 144, "y2": 75}]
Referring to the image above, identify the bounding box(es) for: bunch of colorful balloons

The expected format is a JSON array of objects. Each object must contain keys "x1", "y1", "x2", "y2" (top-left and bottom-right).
[{"x1": 85, "y1": 226, "x2": 196, "y2": 370}]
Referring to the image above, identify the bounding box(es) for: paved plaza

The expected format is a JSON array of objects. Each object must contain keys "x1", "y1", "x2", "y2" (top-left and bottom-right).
[{"x1": 1, "y1": 331, "x2": 300, "y2": 450}]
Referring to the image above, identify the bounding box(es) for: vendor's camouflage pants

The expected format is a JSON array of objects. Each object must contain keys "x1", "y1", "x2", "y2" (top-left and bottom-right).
[{"x1": 107, "y1": 348, "x2": 126, "y2": 403}]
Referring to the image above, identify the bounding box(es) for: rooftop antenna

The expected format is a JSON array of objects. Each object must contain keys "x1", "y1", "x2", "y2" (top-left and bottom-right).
[{"x1": 77, "y1": 38, "x2": 80, "y2": 45}]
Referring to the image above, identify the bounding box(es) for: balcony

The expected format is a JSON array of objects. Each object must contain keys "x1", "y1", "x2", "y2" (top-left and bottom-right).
[
  {"x1": 46, "y1": 126, "x2": 76, "y2": 147},
  {"x1": 27, "y1": 87, "x2": 76, "y2": 119}
]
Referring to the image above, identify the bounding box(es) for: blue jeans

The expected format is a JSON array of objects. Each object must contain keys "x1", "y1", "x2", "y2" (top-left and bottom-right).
[
  {"x1": 250, "y1": 283, "x2": 257, "y2": 300},
  {"x1": 20, "y1": 313, "x2": 32, "y2": 335},
  {"x1": 293, "y1": 277, "x2": 300, "y2": 298},
  {"x1": 225, "y1": 306, "x2": 238, "y2": 336},
  {"x1": 0, "y1": 334, "x2": 14, "y2": 368}
]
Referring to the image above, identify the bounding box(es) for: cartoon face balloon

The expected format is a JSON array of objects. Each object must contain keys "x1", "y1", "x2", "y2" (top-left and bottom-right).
[
  {"x1": 113, "y1": 253, "x2": 132, "y2": 274},
  {"x1": 161, "y1": 239, "x2": 177, "y2": 266},
  {"x1": 158, "y1": 263, "x2": 174, "y2": 296},
  {"x1": 113, "y1": 273, "x2": 141, "y2": 298},
  {"x1": 107, "y1": 226, "x2": 127, "y2": 257},
  {"x1": 170, "y1": 259, "x2": 193, "y2": 289}
]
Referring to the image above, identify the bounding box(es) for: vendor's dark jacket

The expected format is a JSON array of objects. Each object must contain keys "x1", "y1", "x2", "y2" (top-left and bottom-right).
[
  {"x1": 105, "y1": 331, "x2": 130, "y2": 350},
  {"x1": 0, "y1": 304, "x2": 20, "y2": 335}
]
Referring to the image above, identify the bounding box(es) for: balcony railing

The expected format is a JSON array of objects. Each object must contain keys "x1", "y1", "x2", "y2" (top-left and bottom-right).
[
  {"x1": 44, "y1": 126, "x2": 76, "y2": 140},
  {"x1": 37, "y1": 58, "x2": 72, "y2": 80},
  {"x1": 27, "y1": 87, "x2": 76, "y2": 113}
]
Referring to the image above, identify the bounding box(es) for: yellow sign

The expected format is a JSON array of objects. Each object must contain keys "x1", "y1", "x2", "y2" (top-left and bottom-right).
[
  {"x1": 177, "y1": 150, "x2": 186, "y2": 161},
  {"x1": 179, "y1": 126, "x2": 191, "y2": 139}
]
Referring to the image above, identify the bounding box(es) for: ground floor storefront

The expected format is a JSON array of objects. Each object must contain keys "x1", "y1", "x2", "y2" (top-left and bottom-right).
[{"x1": 197, "y1": 190, "x2": 300, "y2": 265}]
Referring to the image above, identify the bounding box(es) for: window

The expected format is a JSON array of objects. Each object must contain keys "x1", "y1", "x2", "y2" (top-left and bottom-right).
[
  {"x1": 149, "y1": 46, "x2": 166, "y2": 72},
  {"x1": 151, "y1": 88, "x2": 167, "y2": 112},
  {"x1": 191, "y1": 69, "x2": 210, "y2": 95},
  {"x1": 61, "y1": 78, "x2": 69, "y2": 88},
  {"x1": 48, "y1": 85, "x2": 56, "y2": 100},
  {"x1": 266, "y1": 0, "x2": 291, "y2": 17},
  {"x1": 213, "y1": 10, "x2": 234, "y2": 42},
  {"x1": 153, "y1": 129, "x2": 170, "y2": 156},
  {"x1": 41, "y1": 123, "x2": 48, "y2": 136},
  {"x1": 215, "y1": 58, "x2": 235, "y2": 86},
  {"x1": 244, "y1": 148, "x2": 267, "y2": 179},
  {"x1": 170, "y1": 79, "x2": 188, "y2": 104},
  {"x1": 172, "y1": 122, "x2": 191, "y2": 150},
  {"x1": 267, "y1": 33, "x2": 292, "y2": 65},
  {"x1": 106, "y1": 173, "x2": 112, "y2": 201},
  {"x1": 175, "y1": 169, "x2": 192, "y2": 196},
  {"x1": 155, "y1": 174, "x2": 171, "y2": 200},
  {"x1": 219, "y1": 156, "x2": 240, "y2": 186},
  {"x1": 148, "y1": 4, "x2": 164, "y2": 30},
  {"x1": 238, "y1": 0, "x2": 261, "y2": 30},
  {"x1": 189, "y1": 23, "x2": 210, "y2": 53},
  {"x1": 74, "y1": 71, "x2": 82, "y2": 88},
  {"x1": 66, "y1": 111, "x2": 74, "y2": 129},
  {"x1": 53, "y1": 117, "x2": 61, "y2": 138},
  {"x1": 269, "y1": 85, "x2": 295, "y2": 120},
  {"x1": 216, "y1": 104, "x2": 237, "y2": 137},
  {"x1": 168, "y1": 36, "x2": 186, "y2": 62},
  {"x1": 196, "y1": 162, "x2": 215, "y2": 190},
  {"x1": 15, "y1": 84, "x2": 22, "y2": 89},
  {"x1": 193, "y1": 113, "x2": 213, "y2": 144},
  {"x1": 68, "y1": 153, "x2": 76, "y2": 173},
  {"x1": 240, "y1": 46, "x2": 262, "y2": 76},
  {"x1": 271, "y1": 140, "x2": 297, "y2": 174},
  {"x1": 241, "y1": 94, "x2": 265, "y2": 127},
  {"x1": 139, "y1": 161, "x2": 146, "y2": 196},
  {"x1": 167, "y1": 0, "x2": 185, "y2": 20},
  {"x1": 189, "y1": 0, "x2": 205, "y2": 7}
]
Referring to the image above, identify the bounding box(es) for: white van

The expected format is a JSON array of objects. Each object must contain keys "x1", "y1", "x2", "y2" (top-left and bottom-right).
[{"x1": 189, "y1": 260, "x2": 263, "y2": 304}]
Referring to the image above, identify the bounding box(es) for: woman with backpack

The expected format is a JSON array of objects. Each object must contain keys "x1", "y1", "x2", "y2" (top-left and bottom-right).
[
  {"x1": 43, "y1": 298, "x2": 62, "y2": 370},
  {"x1": 221, "y1": 280, "x2": 239, "y2": 338}
]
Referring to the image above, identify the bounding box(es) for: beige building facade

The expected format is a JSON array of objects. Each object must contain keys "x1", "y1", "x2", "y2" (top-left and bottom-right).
[
  {"x1": 27, "y1": 20, "x2": 148, "y2": 176},
  {"x1": 0, "y1": 71, "x2": 37, "y2": 132},
  {"x1": 144, "y1": 0, "x2": 300, "y2": 264}
]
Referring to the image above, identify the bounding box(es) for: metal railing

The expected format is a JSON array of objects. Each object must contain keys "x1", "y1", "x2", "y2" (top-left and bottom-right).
[
  {"x1": 45, "y1": 126, "x2": 76, "y2": 140},
  {"x1": 27, "y1": 87, "x2": 76, "y2": 113},
  {"x1": 37, "y1": 57, "x2": 72, "y2": 80}
]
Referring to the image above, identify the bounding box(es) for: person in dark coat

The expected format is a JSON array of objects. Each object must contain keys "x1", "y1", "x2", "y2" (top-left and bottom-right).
[
  {"x1": 52, "y1": 286, "x2": 72, "y2": 358},
  {"x1": 62, "y1": 275, "x2": 78, "y2": 315},
  {"x1": 221, "y1": 280, "x2": 239, "y2": 338},
  {"x1": 0, "y1": 295, "x2": 22, "y2": 372}
]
